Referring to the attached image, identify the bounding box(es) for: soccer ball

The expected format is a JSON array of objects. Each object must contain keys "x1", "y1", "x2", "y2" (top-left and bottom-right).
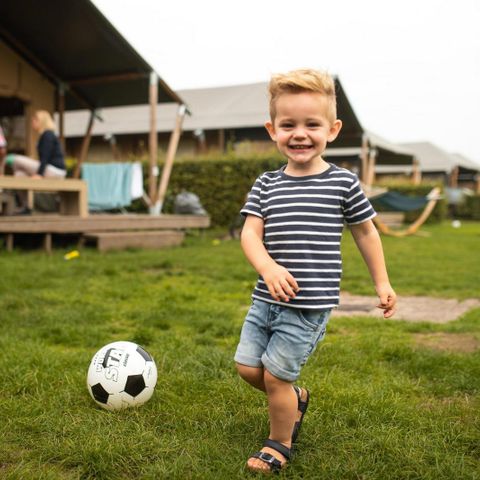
[{"x1": 87, "y1": 341, "x2": 158, "y2": 411}]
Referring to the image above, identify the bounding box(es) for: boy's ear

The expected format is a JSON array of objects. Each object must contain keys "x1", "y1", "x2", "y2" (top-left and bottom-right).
[
  {"x1": 327, "y1": 119, "x2": 343, "y2": 143},
  {"x1": 265, "y1": 121, "x2": 277, "y2": 141}
]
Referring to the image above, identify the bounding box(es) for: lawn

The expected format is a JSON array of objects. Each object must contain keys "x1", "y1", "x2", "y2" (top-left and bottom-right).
[{"x1": 0, "y1": 222, "x2": 479, "y2": 479}]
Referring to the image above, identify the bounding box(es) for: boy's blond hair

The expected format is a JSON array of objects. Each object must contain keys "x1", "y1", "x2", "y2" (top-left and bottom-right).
[{"x1": 268, "y1": 69, "x2": 337, "y2": 123}]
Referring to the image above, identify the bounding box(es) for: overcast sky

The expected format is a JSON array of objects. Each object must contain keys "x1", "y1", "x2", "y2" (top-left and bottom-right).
[{"x1": 92, "y1": 0, "x2": 480, "y2": 163}]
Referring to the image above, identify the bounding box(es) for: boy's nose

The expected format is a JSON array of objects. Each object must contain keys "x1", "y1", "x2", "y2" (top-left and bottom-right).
[{"x1": 292, "y1": 128, "x2": 307, "y2": 139}]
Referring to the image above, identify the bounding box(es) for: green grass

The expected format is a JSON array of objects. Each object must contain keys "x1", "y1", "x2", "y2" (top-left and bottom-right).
[{"x1": 0, "y1": 222, "x2": 479, "y2": 479}]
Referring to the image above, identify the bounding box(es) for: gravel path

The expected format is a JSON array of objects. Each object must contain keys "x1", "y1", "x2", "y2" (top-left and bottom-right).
[{"x1": 333, "y1": 293, "x2": 480, "y2": 323}]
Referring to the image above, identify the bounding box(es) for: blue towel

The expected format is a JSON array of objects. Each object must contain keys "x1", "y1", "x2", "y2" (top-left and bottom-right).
[{"x1": 82, "y1": 163, "x2": 133, "y2": 211}]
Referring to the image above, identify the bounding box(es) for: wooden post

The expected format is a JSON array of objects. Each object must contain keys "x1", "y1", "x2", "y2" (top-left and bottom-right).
[
  {"x1": 73, "y1": 110, "x2": 95, "y2": 179},
  {"x1": 412, "y1": 159, "x2": 422, "y2": 185},
  {"x1": 360, "y1": 133, "x2": 368, "y2": 183},
  {"x1": 6, "y1": 233, "x2": 13, "y2": 252},
  {"x1": 58, "y1": 82, "x2": 66, "y2": 153},
  {"x1": 218, "y1": 129, "x2": 225, "y2": 152},
  {"x1": 449, "y1": 166, "x2": 459, "y2": 188},
  {"x1": 148, "y1": 72, "x2": 158, "y2": 204},
  {"x1": 151, "y1": 104, "x2": 187, "y2": 215},
  {"x1": 25, "y1": 104, "x2": 34, "y2": 157},
  {"x1": 366, "y1": 148, "x2": 377, "y2": 187},
  {"x1": 43, "y1": 233, "x2": 52, "y2": 254}
]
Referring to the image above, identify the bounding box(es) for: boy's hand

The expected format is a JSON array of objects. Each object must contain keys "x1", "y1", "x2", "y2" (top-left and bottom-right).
[
  {"x1": 260, "y1": 263, "x2": 299, "y2": 303},
  {"x1": 375, "y1": 283, "x2": 397, "y2": 318}
]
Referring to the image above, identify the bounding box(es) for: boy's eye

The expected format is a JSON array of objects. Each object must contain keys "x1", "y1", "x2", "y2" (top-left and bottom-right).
[
  {"x1": 307, "y1": 122, "x2": 321, "y2": 128},
  {"x1": 279, "y1": 123, "x2": 294, "y2": 129}
]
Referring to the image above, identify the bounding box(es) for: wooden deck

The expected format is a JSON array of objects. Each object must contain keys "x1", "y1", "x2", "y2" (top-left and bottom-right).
[{"x1": 0, "y1": 214, "x2": 210, "y2": 252}]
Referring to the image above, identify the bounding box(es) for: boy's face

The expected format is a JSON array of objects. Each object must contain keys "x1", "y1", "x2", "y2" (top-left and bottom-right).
[{"x1": 265, "y1": 92, "x2": 342, "y2": 170}]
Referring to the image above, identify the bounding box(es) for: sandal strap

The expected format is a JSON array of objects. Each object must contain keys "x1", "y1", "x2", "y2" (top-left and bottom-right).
[
  {"x1": 263, "y1": 439, "x2": 291, "y2": 460},
  {"x1": 293, "y1": 385, "x2": 309, "y2": 413},
  {"x1": 292, "y1": 386, "x2": 310, "y2": 443},
  {"x1": 251, "y1": 451, "x2": 283, "y2": 472}
]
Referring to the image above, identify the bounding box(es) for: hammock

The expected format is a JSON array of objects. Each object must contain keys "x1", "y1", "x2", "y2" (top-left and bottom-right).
[{"x1": 367, "y1": 187, "x2": 442, "y2": 237}]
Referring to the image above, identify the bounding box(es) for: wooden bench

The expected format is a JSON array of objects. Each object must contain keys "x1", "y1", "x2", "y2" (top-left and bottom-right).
[
  {"x1": 0, "y1": 177, "x2": 88, "y2": 217},
  {"x1": 0, "y1": 191, "x2": 15, "y2": 215},
  {"x1": 83, "y1": 230, "x2": 185, "y2": 252}
]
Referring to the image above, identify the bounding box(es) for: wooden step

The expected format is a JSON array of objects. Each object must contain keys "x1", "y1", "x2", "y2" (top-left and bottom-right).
[
  {"x1": 84, "y1": 230, "x2": 185, "y2": 252},
  {"x1": 0, "y1": 214, "x2": 210, "y2": 233}
]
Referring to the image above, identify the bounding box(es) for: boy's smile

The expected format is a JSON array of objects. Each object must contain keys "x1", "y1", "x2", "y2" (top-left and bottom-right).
[{"x1": 265, "y1": 92, "x2": 342, "y2": 175}]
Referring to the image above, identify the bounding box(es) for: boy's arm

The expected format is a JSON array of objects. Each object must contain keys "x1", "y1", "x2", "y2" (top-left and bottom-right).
[
  {"x1": 241, "y1": 214, "x2": 299, "y2": 303},
  {"x1": 349, "y1": 219, "x2": 397, "y2": 318}
]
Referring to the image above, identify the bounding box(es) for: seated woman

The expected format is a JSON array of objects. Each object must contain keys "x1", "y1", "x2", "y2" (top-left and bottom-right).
[
  {"x1": 5, "y1": 110, "x2": 66, "y2": 213},
  {"x1": 7, "y1": 110, "x2": 66, "y2": 179}
]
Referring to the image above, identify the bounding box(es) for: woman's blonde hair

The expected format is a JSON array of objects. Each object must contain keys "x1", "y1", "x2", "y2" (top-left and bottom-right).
[
  {"x1": 34, "y1": 110, "x2": 56, "y2": 133},
  {"x1": 268, "y1": 69, "x2": 337, "y2": 123}
]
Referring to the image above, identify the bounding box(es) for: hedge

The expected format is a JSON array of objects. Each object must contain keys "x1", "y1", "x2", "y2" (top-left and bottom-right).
[
  {"x1": 161, "y1": 156, "x2": 285, "y2": 226},
  {"x1": 455, "y1": 195, "x2": 480, "y2": 220},
  {"x1": 151, "y1": 158, "x2": 447, "y2": 227}
]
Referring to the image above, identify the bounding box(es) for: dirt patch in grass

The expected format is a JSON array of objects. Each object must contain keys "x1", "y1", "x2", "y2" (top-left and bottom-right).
[
  {"x1": 414, "y1": 332, "x2": 480, "y2": 353},
  {"x1": 333, "y1": 293, "x2": 480, "y2": 323}
]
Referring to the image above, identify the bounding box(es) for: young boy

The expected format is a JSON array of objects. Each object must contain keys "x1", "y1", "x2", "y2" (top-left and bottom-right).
[{"x1": 234, "y1": 69, "x2": 396, "y2": 474}]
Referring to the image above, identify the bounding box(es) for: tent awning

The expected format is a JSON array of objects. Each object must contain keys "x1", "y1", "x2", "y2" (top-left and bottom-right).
[{"x1": 0, "y1": 0, "x2": 184, "y2": 110}]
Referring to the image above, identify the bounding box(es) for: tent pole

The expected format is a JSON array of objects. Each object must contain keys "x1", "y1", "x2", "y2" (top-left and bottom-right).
[
  {"x1": 360, "y1": 133, "x2": 368, "y2": 183},
  {"x1": 57, "y1": 82, "x2": 66, "y2": 153},
  {"x1": 73, "y1": 110, "x2": 95, "y2": 179},
  {"x1": 412, "y1": 159, "x2": 422, "y2": 185},
  {"x1": 25, "y1": 104, "x2": 34, "y2": 157},
  {"x1": 366, "y1": 148, "x2": 377, "y2": 187},
  {"x1": 150, "y1": 104, "x2": 186, "y2": 215},
  {"x1": 148, "y1": 72, "x2": 158, "y2": 205},
  {"x1": 449, "y1": 166, "x2": 459, "y2": 188}
]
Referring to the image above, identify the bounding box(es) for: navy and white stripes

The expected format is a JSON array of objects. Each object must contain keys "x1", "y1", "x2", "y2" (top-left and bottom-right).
[{"x1": 241, "y1": 163, "x2": 376, "y2": 310}]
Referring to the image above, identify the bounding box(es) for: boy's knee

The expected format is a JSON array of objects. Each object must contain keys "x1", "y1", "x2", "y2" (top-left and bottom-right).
[
  {"x1": 264, "y1": 369, "x2": 292, "y2": 390},
  {"x1": 236, "y1": 363, "x2": 261, "y2": 381}
]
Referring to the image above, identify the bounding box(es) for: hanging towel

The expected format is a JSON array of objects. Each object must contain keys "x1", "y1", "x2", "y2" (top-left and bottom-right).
[
  {"x1": 82, "y1": 162, "x2": 133, "y2": 211},
  {"x1": 130, "y1": 162, "x2": 144, "y2": 200}
]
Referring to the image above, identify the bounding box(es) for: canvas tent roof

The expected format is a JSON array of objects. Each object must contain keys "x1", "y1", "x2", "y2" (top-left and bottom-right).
[
  {"x1": 325, "y1": 131, "x2": 415, "y2": 166},
  {"x1": 0, "y1": 0, "x2": 183, "y2": 110},
  {"x1": 366, "y1": 131, "x2": 415, "y2": 165},
  {"x1": 400, "y1": 142, "x2": 480, "y2": 173},
  {"x1": 451, "y1": 153, "x2": 480, "y2": 172},
  {"x1": 374, "y1": 146, "x2": 480, "y2": 176},
  {"x1": 63, "y1": 78, "x2": 362, "y2": 143}
]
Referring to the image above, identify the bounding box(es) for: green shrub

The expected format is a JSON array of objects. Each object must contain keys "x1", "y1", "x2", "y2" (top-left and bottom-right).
[
  {"x1": 158, "y1": 155, "x2": 285, "y2": 226},
  {"x1": 456, "y1": 194, "x2": 480, "y2": 220}
]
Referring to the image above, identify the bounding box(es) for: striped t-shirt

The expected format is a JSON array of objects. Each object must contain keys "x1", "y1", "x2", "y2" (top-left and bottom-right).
[{"x1": 240, "y1": 163, "x2": 376, "y2": 310}]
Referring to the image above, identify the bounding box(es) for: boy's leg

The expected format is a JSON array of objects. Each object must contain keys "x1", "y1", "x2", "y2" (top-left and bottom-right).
[
  {"x1": 235, "y1": 363, "x2": 266, "y2": 392},
  {"x1": 234, "y1": 299, "x2": 270, "y2": 391},
  {"x1": 265, "y1": 370, "x2": 297, "y2": 444},
  {"x1": 246, "y1": 307, "x2": 331, "y2": 471},
  {"x1": 246, "y1": 369, "x2": 297, "y2": 472}
]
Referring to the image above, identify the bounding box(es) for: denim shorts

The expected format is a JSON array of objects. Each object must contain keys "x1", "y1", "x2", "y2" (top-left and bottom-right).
[{"x1": 234, "y1": 299, "x2": 331, "y2": 382}]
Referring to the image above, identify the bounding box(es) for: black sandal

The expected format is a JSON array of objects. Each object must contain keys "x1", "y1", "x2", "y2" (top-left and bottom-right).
[
  {"x1": 248, "y1": 439, "x2": 291, "y2": 474},
  {"x1": 292, "y1": 386, "x2": 310, "y2": 443}
]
